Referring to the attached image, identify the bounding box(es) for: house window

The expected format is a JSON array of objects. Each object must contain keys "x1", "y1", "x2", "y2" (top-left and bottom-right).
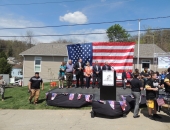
[
  {"x1": 141, "y1": 59, "x2": 151, "y2": 71},
  {"x1": 34, "y1": 57, "x2": 42, "y2": 72},
  {"x1": 64, "y1": 57, "x2": 68, "y2": 63}
]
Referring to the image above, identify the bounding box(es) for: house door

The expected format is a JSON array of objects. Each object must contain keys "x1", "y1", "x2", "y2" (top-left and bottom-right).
[{"x1": 141, "y1": 60, "x2": 151, "y2": 71}]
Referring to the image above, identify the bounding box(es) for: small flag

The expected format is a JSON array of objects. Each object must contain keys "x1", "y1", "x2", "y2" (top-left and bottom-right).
[
  {"x1": 77, "y1": 94, "x2": 82, "y2": 100},
  {"x1": 108, "y1": 101, "x2": 115, "y2": 110},
  {"x1": 130, "y1": 95, "x2": 134, "y2": 99},
  {"x1": 85, "y1": 95, "x2": 90, "y2": 102},
  {"x1": 119, "y1": 101, "x2": 126, "y2": 111},
  {"x1": 69, "y1": 93, "x2": 75, "y2": 100},
  {"x1": 121, "y1": 95, "x2": 127, "y2": 107},
  {"x1": 51, "y1": 93, "x2": 57, "y2": 100}
]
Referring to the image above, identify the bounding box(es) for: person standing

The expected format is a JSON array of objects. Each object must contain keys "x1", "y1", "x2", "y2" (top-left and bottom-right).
[
  {"x1": 28, "y1": 72, "x2": 44, "y2": 104},
  {"x1": 92, "y1": 61, "x2": 101, "y2": 88},
  {"x1": 58, "y1": 62, "x2": 66, "y2": 89},
  {"x1": 122, "y1": 69, "x2": 133, "y2": 89},
  {"x1": 130, "y1": 73, "x2": 143, "y2": 118},
  {"x1": 160, "y1": 71, "x2": 165, "y2": 86},
  {"x1": 145, "y1": 72, "x2": 162, "y2": 119},
  {"x1": 0, "y1": 75, "x2": 5, "y2": 101},
  {"x1": 74, "y1": 58, "x2": 84, "y2": 88},
  {"x1": 85, "y1": 62, "x2": 93, "y2": 89},
  {"x1": 141, "y1": 67, "x2": 151, "y2": 87},
  {"x1": 164, "y1": 68, "x2": 170, "y2": 94},
  {"x1": 65, "y1": 60, "x2": 74, "y2": 88},
  {"x1": 102, "y1": 61, "x2": 111, "y2": 70}
]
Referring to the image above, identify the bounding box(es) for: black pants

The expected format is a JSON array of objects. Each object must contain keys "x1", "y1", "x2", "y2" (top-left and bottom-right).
[
  {"x1": 86, "y1": 76, "x2": 91, "y2": 88},
  {"x1": 93, "y1": 76, "x2": 101, "y2": 88},
  {"x1": 76, "y1": 72, "x2": 84, "y2": 87},
  {"x1": 160, "y1": 79, "x2": 164, "y2": 85},
  {"x1": 66, "y1": 73, "x2": 73, "y2": 87}
]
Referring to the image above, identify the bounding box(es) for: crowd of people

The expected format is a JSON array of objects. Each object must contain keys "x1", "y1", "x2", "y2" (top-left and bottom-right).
[
  {"x1": 58, "y1": 58, "x2": 112, "y2": 89},
  {"x1": 127, "y1": 67, "x2": 170, "y2": 119},
  {"x1": 1, "y1": 57, "x2": 170, "y2": 120}
]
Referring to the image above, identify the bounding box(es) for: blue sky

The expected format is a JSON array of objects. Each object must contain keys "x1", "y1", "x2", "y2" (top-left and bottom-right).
[{"x1": 0, "y1": 0, "x2": 170, "y2": 43}]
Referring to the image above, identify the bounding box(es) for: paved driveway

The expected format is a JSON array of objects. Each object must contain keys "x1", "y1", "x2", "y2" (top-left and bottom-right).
[{"x1": 0, "y1": 109, "x2": 170, "y2": 130}]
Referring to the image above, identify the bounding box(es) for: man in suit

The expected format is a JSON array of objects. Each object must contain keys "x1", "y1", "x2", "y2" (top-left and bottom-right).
[
  {"x1": 92, "y1": 61, "x2": 101, "y2": 88},
  {"x1": 102, "y1": 61, "x2": 111, "y2": 70},
  {"x1": 122, "y1": 69, "x2": 133, "y2": 89},
  {"x1": 74, "y1": 58, "x2": 84, "y2": 88}
]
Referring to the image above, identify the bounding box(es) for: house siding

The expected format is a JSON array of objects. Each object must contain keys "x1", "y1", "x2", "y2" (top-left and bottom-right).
[
  {"x1": 133, "y1": 58, "x2": 166, "y2": 72},
  {"x1": 23, "y1": 55, "x2": 67, "y2": 86}
]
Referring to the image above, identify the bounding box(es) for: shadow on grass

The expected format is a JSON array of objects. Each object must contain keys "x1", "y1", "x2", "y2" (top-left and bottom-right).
[
  {"x1": 38, "y1": 99, "x2": 46, "y2": 103},
  {"x1": 4, "y1": 96, "x2": 13, "y2": 100},
  {"x1": 140, "y1": 108, "x2": 170, "y2": 123}
]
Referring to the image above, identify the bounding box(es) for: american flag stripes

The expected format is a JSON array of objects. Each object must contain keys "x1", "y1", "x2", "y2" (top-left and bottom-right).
[{"x1": 67, "y1": 42, "x2": 135, "y2": 75}]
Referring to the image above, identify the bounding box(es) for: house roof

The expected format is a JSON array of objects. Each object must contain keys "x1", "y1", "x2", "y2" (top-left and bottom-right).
[
  {"x1": 19, "y1": 43, "x2": 68, "y2": 56},
  {"x1": 20, "y1": 43, "x2": 166, "y2": 58},
  {"x1": 134, "y1": 44, "x2": 166, "y2": 58}
]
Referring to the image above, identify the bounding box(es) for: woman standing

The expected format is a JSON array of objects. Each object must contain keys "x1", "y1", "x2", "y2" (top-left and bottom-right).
[
  {"x1": 85, "y1": 62, "x2": 93, "y2": 89},
  {"x1": 58, "y1": 62, "x2": 66, "y2": 89}
]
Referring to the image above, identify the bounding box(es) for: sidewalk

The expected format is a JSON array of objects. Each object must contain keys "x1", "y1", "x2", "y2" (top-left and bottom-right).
[{"x1": 0, "y1": 109, "x2": 170, "y2": 130}]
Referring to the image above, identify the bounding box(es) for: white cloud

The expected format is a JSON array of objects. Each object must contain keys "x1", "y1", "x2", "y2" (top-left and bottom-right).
[
  {"x1": 0, "y1": 15, "x2": 59, "y2": 43},
  {"x1": 0, "y1": 14, "x2": 107, "y2": 43},
  {"x1": 59, "y1": 11, "x2": 88, "y2": 24}
]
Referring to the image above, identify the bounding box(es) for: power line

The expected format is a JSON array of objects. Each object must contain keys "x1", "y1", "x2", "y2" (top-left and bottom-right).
[
  {"x1": 0, "y1": 15, "x2": 170, "y2": 30},
  {"x1": 0, "y1": 27, "x2": 169, "y2": 38},
  {"x1": 0, "y1": 0, "x2": 88, "y2": 6}
]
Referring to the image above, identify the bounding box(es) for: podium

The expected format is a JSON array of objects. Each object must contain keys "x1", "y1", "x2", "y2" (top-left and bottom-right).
[{"x1": 100, "y1": 70, "x2": 116, "y2": 100}]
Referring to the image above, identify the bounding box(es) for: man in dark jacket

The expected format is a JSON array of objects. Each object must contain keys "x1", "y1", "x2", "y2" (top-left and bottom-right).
[
  {"x1": 122, "y1": 69, "x2": 133, "y2": 89},
  {"x1": 130, "y1": 73, "x2": 143, "y2": 118},
  {"x1": 102, "y1": 61, "x2": 111, "y2": 70},
  {"x1": 92, "y1": 61, "x2": 101, "y2": 88},
  {"x1": 73, "y1": 58, "x2": 84, "y2": 88}
]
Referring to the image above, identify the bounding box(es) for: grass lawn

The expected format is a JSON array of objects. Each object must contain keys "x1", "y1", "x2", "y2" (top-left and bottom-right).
[{"x1": 0, "y1": 82, "x2": 91, "y2": 110}]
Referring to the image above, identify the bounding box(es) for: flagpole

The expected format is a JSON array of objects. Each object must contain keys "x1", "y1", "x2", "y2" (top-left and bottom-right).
[{"x1": 137, "y1": 19, "x2": 140, "y2": 69}]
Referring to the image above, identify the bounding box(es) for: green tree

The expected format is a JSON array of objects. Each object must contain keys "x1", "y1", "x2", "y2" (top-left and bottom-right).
[
  {"x1": 0, "y1": 52, "x2": 12, "y2": 75},
  {"x1": 8, "y1": 45, "x2": 13, "y2": 57},
  {"x1": 106, "y1": 24, "x2": 130, "y2": 42},
  {"x1": 0, "y1": 51, "x2": 7, "y2": 59}
]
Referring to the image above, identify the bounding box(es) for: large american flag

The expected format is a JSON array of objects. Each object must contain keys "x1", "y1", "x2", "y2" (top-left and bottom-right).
[{"x1": 67, "y1": 42, "x2": 135, "y2": 75}]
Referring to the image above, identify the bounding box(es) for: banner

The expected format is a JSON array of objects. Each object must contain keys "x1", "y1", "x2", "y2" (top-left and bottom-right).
[
  {"x1": 158, "y1": 57, "x2": 170, "y2": 68},
  {"x1": 102, "y1": 70, "x2": 114, "y2": 86},
  {"x1": 67, "y1": 42, "x2": 135, "y2": 75}
]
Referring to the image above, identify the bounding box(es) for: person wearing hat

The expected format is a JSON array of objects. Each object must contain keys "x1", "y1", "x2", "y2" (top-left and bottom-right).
[
  {"x1": 28, "y1": 72, "x2": 44, "y2": 104},
  {"x1": 85, "y1": 62, "x2": 93, "y2": 89},
  {"x1": 0, "y1": 75, "x2": 5, "y2": 101}
]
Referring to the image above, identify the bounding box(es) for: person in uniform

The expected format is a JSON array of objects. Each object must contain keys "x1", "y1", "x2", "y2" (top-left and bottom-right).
[{"x1": 0, "y1": 75, "x2": 5, "y2": 101}]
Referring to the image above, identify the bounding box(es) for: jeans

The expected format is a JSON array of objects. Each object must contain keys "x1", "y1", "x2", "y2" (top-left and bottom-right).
[{"x1": 132, "y1": 91, "x2": 141, "y2": 116}]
